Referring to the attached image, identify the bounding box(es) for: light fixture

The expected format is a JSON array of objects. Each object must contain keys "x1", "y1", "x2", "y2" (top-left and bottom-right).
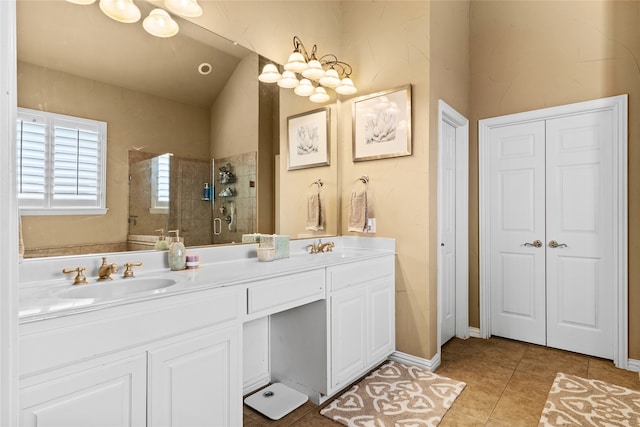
[
  {"x1": 164, "y1": 0, "x2": 203, "y2": 18},
  {"x1": 143, "y1": 8, "x2": 179, "y2": 38},
  {"x1": 99, "y1": 0, "x2": 141, "y2": 23},
  {"x1": 258, "y1": 36, "x2": 357, "y2": 103},
  {"x1": 277, "y1": 71, "x2": 299, "y2": 89},
  {"x1": 309, "y1": 87, "x2": 330, "y2": 103},
  {"x1": 258, "y1": 64, "x2": 281, "y2": 83},
  {"x1": 294, "y1": 79, "x2": 315, "y2": 97}
]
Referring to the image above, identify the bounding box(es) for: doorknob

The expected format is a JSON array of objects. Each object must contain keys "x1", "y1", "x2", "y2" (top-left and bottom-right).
[
  {"x1": 549, "y1": 240, "x2": 567, "y2": 248},
  {"x1": 524, "y1": 240, "x2": 543, "y2": 248}
]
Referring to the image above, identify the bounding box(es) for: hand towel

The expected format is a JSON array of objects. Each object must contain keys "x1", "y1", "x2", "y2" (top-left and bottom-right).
[
  {"x1": 305, "y1": 193, "x2": 323, "y2": 231},
  {"x1": 348, "y1": 190, "x2": 368, "y2": 232}
]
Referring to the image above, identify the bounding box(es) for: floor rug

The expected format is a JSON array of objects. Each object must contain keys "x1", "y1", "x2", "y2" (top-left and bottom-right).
[
  {"x1": 320, "y1": 360, "x2": 466, "y2": 427},
  {"x1": 539, "y1": 372, "x2": 640, "y2": 426}
]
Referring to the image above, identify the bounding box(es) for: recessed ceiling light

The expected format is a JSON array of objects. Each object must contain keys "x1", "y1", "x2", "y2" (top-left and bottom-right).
[{"x1": 198, "y1": 63, "x2": 212, "y2": 75}]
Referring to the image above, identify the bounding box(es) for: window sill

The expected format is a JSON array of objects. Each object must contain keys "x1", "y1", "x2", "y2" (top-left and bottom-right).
[{"x1": 19, "y1": 208, "x2": 108, "y2": 216}]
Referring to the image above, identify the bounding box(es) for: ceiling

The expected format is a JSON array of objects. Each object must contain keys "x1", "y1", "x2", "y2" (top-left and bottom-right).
[{"x1": 16, "y1": 0, "x2": 252, "y2": 108}]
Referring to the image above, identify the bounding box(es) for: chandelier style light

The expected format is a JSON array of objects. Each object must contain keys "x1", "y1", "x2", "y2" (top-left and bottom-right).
[
  {"x1": 259, "y1": 36, "x2": 357, "y2": 103},
  {"x1": 66, "y1": 0, "x2": 203, "y2": 38}
]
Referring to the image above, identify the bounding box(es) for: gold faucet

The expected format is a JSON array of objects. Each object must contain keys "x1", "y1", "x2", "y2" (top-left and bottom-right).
[
  {"x1": 306, "y1": 240, "x2": 335, "y2": 254},
  {"x1": 98, "y1": 257, "x2": 119, "y2": 281},
  {"x1": 318, "y1": 241, "x2": 335, "y2": 252},
  {"x1": 62, "y1": 267, "x2": 88, "y2": 285},
  {"x1": 123, "y1": 262, "x2": 143, "y2": 278}
]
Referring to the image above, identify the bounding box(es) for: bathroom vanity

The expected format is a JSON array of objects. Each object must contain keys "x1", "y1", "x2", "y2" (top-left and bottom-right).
[{"x1": 17, "y1": 237, "x2": 395, "y2": 426}]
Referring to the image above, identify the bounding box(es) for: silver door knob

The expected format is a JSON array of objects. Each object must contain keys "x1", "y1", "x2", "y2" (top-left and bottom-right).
[
  {"x1": 524, "y1": 240, "x2": 543, "y2": 248},
  {"x1": 549, "y1": 240, "x2": 567, "y2": 248}
]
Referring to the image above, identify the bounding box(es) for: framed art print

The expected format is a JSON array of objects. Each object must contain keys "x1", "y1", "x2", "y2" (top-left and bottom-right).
[
  {"x1": 287, "y1": 107, "x2": 330, "y2": 170},
  {"x1": 352, "y1": 85, "x2": 412, "y2": 162}
]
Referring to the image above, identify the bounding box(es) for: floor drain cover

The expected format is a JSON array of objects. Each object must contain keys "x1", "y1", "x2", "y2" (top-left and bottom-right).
[{"x1": 244, "y1": 383, "x2": 308, "y2": 420}]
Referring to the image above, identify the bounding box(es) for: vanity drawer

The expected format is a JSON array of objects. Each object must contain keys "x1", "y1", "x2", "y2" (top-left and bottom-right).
[
  {"x1": 327, "y1": 256, "x2": 395, "y2": 293},
  {"x1": 246, "y1": 270, "x2": 325, "y2": 318}
]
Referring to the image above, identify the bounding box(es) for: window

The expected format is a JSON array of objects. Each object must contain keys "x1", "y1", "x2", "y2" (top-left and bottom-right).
[
  {"x1": 16, "y1": 108, "x2": 107, "y2": 215},
  {"x1": 150, "y1": 153, "x2": 170, "y2": 214}
]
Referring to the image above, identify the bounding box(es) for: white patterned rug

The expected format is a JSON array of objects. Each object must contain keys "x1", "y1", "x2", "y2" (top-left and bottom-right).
[
  {"x1": 539, "y1": 373, "x2": 640, "y2": 426},
  {"x1": 320, "y1": 360, "x2": 466, "y2": 427}
]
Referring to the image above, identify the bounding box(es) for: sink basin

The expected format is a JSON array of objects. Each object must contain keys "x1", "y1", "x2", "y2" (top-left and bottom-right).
[{"x1": 58, "y1": 278, "x2": 177, "y2": 300}]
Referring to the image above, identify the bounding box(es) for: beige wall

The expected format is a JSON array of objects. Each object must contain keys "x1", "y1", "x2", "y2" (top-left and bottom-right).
[
  {"x1": 210, "y1": 53, "x2": 259, "y2": 158},
  {"x1": 469, "y1": 1, "x2": 640, "y2": 359},
  {"x1": 17, "y1": 62, "x2": 210, "y2": 251},
  {"x1": 340, "y1": 1, "x2": 434, "y2": 358}
]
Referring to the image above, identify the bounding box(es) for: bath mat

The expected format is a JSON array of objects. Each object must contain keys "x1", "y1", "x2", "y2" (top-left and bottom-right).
[
  {"x1": 539, "y1": 373, "x2": 640, "y2": 426},
  {"x1": 320, "y1": 360, "x2": 466, "y2": 427}
]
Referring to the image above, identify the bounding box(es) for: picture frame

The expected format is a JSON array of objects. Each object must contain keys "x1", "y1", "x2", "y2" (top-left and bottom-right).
[
  {"x1": 352, "y1": 84, "x2": 412, "y2": 162},
  {"x1": 287, "y1": 107, "x2": 330, "y2": 170}
]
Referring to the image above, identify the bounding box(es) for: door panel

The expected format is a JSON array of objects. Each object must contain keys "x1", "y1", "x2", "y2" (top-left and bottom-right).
[
  {"x1": 440, "y1": 120, "x2": 456, "y2": 344},
  {"x1": 489, "y1": 121, "x2": 546, "y2": 345},
  {"x1": 545, "y1": 111, "x2": 614, "y2": 359}
]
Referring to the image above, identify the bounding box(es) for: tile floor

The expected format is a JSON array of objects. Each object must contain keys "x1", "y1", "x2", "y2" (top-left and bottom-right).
[{"x1": 243, "y1": 336, "x2": 640, "y2": 426}]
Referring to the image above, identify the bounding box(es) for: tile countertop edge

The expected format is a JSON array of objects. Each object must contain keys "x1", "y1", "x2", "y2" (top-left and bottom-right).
[{"x1": 18, "y1": 236, "x2": 396, "y2": 323}]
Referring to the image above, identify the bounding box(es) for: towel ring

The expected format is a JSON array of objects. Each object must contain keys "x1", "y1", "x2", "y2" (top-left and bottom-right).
[
  {"x1": 309, "y1": 179, "x2": 323, "y2": 194},
  {"x1": 352, "y1": 175, "x2": 369, "y2": 191}
]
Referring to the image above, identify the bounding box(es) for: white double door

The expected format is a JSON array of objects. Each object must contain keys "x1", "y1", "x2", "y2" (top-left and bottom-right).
[{"x1": 488, "y1": 109, "x2": 615, "y2": 359}]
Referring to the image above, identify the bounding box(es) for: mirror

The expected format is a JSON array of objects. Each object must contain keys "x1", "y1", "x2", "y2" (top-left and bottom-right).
[{"x1": 16, "y1": 0, "x2": 279, "y2": 257}]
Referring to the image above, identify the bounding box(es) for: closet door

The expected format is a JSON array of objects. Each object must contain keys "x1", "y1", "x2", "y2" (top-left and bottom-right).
[
  {"x1": 488, "y1": 121, "x2": 547, "y2": 345},
  {"x1": 545, "y1": 111, "x2": 614, "y2": 359}
]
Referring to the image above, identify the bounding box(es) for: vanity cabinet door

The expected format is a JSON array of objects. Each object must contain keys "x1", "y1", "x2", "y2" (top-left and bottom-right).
[
  {"x1": 367, "y1": 276, "x2": 395, "y2": 363},
  {"x1": 330, "y1": 288, "x2": 367, "y2": 388},
  {"x1": 147, "y1": 325, "x2": 241, "y2": 427},
  {"x1": 20, "y1": 354, "x2": 147, "y2": 427}
]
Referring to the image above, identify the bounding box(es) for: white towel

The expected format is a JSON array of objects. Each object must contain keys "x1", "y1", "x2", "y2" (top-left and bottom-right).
[
  {"x1": 348, "y1": 190, "x2": 368, "y2": 232},
  {"x1": 305, "y1": 193, "x2": 323, "y2": 231}
]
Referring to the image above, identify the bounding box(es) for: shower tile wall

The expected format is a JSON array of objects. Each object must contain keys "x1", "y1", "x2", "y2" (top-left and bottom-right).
[
  {"x1": 213, "y1": 152, "x2": 257, "y2": 244},
  {"x1": 169, "y1": 158, "x2": 213, "y2": 247}
]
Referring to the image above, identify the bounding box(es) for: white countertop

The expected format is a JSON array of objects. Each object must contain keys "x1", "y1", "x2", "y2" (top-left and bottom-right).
[{"x1": 19, "y1": 237, "x2": 395, "y2": 323}]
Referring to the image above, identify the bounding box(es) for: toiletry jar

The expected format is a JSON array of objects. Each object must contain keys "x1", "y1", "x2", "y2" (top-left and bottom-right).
[{"x1": 256, "y1": 247, "x2": 275, "y2": 262}]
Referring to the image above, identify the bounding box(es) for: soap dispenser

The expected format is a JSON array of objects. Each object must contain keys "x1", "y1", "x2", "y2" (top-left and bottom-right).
[
  {"x1": 154, "y1": 229, "x2": 170, "y2": 251},
  {"x1": 168, "y1": 230, "x2": 186, "y2": 270}
]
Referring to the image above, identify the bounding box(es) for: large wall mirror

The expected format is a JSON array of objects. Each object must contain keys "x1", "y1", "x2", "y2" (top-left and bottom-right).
[{"x1": 16, "y1": 0, "x2": 285, "y2": 258}]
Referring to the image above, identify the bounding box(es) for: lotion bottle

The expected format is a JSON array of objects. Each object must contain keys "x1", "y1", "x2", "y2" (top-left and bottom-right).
[
  {"x1": 154, "y1": 229, "x2": 170, "y2": 251},
  {"x1": 168, "y1": 230, "x2": 186, "y2": 270}
]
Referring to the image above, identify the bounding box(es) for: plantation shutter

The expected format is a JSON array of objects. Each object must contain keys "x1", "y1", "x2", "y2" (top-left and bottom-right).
[{"x1": 16, "y1": 108, "x2": 107, "y2": 214}]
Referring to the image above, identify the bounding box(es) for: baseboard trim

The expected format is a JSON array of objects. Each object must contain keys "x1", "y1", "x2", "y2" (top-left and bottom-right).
[
  {"x1": 627, "y1": 358, "x2": 640, "y2": 373},
  {"x1": 389, "y1": 351, "x2": 440, "y2": 372},
  {"x1": 469, "y1": 327, "x2": 481, "y2": 338},
  {"x1": 243, "y1": 374, "x2": 270, "y2": 396}
]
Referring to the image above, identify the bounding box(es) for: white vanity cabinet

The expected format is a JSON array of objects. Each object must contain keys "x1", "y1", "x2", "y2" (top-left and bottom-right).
[
  {"x1": 270, "y1": 254, "x2": 395, "y2": 403},
  {"x1": 328, "y1": 256, "x2": 395, "y2": 391},
  {"x1": 19, "y1": 287, "x2": 243, "y2": 427}
]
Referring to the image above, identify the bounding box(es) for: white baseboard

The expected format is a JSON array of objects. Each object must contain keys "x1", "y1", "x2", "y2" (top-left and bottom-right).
[
  {"x1": 389, "y1": 351, "x2": 440, "y2": 372},
  {"x1": 469, "y1": 327, "x2": 481, "y2": 338},
  {"x1": 627, "y1": 358, "x2": 640, "y2": 373}
]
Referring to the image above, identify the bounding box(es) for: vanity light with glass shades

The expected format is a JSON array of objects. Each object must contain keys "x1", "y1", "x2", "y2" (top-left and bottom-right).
[
  {"x1": 258, "y1": 35, "x2": 358, "y2": 103},
  {"x1": 18, "y1": 237, "x2": 396, "y2": 425}
]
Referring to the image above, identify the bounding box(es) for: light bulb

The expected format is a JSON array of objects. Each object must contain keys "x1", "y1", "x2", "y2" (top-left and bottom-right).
[
  {"x1": 277, "y1": 71, "x2": 299, "y2": 89},
  {"x1": 294, "y1": 79, "x2": 315, "y2": 97},
  {"x1": 143, "y1": 9, "x2": 179, "y2": 38},
  {"x1": 309, "y1": 87, "x2": 330, "y2": 103},
  {"x1": 302, "y1": 59, "x2": 324, "y2": 80},
  {"x1": 258, "y1": 64, "x2": 281, "y2": 83},
  {"x1": 335, "y1": 77, "x2": 357, "y2": 95},
  {"x1": 284, "y1": 51, "x2": 308, "y2": 73},
  {"x1": 164, "y1": 0, "x2": 203, "y2": 17},
  {"x1": 319, "y1": 68, "x2": 340, "y2": 88},
  {"x1": 99, "y1": 0, "x2": 141, "y2": 23}
]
